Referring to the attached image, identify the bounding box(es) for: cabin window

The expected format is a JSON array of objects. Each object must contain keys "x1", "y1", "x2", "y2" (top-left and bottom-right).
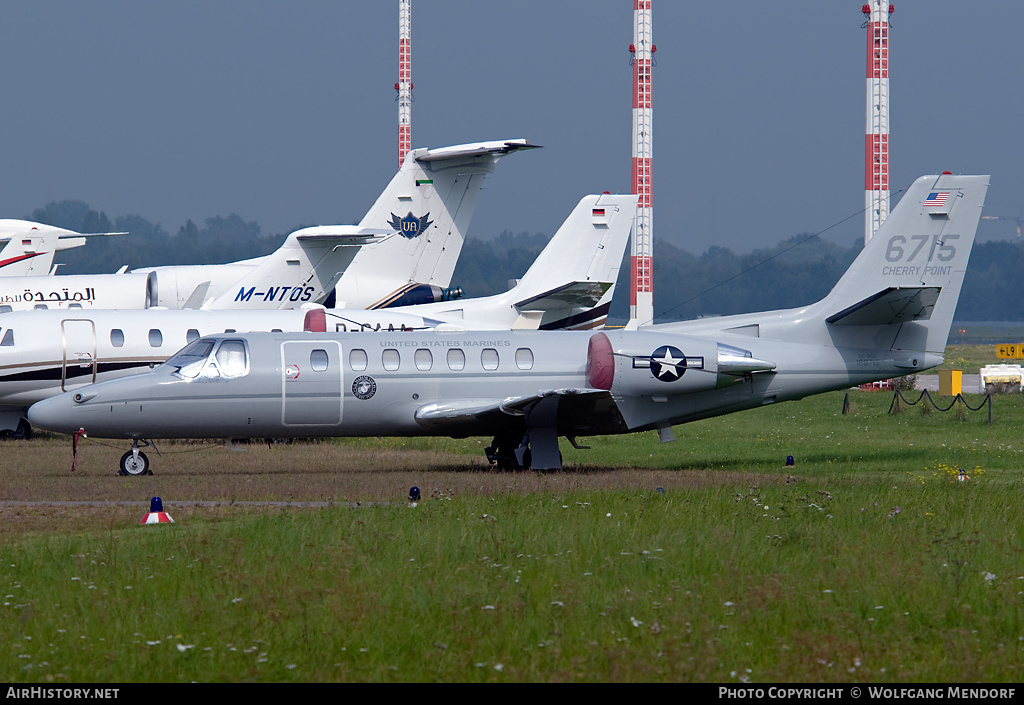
[
  {"x1": 349, "y1": 349, "x2": 368, "y2": 371},
  {"x1": 382, "y1": 348, "x2": 400, "y2": 371},
  {"x1": 68, "y1": 303, "x2": 82, "y2": 309},
  {"x1": 310, "y1": 349, "x2": 329, "y2": 372},
  {"x1": 148, "y1": 329, "x2": 163, "y2": 347},
  {"x1": 414, "y1": 348, "x2": 433, "y2": 371},
  {"x1": 447, "y1": 348, "x2": 465, "y2": 371},
  {"x1": 33, "y1": 304, "x2": 47, "y2": 310},
  {"x1": 0, "y1": 329, "x2": 12, "y2": 347},
  {"x1": 186, "y1": 329, "x2": 200, "y2": 344},
  {"x1": 481, "y1": 348, "x2": 499, "y2": 371},
  {"x1": 515, "y1": 348, "x2": 535, "y2": 371},
  {"x1": 0, "y1": 305, "x2": 11, "y2": 313},
  {"x1": 216, "y1": 340, "x2": 247, "y2": 377},
  {"x1": 110, "y1": 329, "x2": 125, "y2": 347}
]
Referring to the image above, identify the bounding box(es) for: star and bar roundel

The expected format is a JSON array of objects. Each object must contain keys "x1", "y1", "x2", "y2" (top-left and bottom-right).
[{"x1": 634, "y1": 345, "x2": 705, "y2": 382}]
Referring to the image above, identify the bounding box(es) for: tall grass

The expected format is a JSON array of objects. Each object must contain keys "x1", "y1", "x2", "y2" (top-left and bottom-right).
[{"x1": 3, "y1": 478, "x2": 1023, "y2": 682}]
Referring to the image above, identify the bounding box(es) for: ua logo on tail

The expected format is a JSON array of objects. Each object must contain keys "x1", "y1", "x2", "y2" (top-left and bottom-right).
[{"x1": 389, "y1": 212, "x2": 434, "y2": 239}]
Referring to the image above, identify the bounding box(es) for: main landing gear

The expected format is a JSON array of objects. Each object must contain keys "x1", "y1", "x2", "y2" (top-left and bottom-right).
[
  {"x1": 0, "y1": 418, "x2": 32, "y2": 440},
  {"x1": 485, "y1": 433, "x2": 532, "y2": 471},
  {"x1": 118, "y1": 439, "x2": 155, "y2": 476}
]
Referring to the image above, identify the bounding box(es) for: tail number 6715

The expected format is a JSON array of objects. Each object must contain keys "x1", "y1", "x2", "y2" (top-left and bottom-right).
[{"x1": 885, "y1": 234, "x2": 959, "y2": 263}]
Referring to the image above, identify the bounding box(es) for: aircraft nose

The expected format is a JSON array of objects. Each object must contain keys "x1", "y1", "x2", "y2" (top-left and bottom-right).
[{"x1": 27, "y1": 395, "x2": 79, "y2": 434}]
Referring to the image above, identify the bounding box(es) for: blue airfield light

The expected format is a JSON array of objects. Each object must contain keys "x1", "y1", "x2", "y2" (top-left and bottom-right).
[{"x1": 142, "y1": 496, "x2": 174, "y2": 524}]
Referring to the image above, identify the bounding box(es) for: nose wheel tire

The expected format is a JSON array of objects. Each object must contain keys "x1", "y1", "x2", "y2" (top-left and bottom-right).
[{"x1": 119, "y1": 450, "x2": 151, "y2": 476}]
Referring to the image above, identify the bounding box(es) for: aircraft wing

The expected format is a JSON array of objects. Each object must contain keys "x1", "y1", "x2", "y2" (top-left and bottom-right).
[
  {"x1": 293, "y1": 227, "x2": 394, "y2": 244},
  {"x1": 414, "y1": 139, "x2": 540, "y2": 163},
  {"x1": 826, "y1": 287, "x2": 941, "y2": 326},
  {"x1": 514, "y1": 281, "x2": 611, "y2": 311},
  {"x1": 415, "y1": 388, "x2": 601, "y2": 429}
]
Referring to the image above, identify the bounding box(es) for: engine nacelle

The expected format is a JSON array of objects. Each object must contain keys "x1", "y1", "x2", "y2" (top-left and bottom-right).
[
  {"x1": 370, "y1": 283, "x2": 463, "y2": 309},
  {"x1": 587, "y1": 331, "x2": 775, "y2": 397},
  {"x1": 0, "y1": 271, "x2": 156, "y2": 311},
  {"x1": 145, "y1": 264, "x2": 257, "y2": 308}
]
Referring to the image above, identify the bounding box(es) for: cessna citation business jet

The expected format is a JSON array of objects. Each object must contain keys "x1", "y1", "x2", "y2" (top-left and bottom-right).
[
  {"x1": 29, "y1": 174, "x2": 987, "y2": 474},
  {"x1": 0, "y1": 140, "x2": 535, "y2": 312},
  {"x1": 0, "y1": 194, "x2": 634, "y2": 440}
]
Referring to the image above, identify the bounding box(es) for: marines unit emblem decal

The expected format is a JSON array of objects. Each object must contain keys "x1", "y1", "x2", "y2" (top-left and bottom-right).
[
  {"x1": 352, "y1": 375, "x2": 377, "y2": 400},
  {"x1": 389, "y1": 212, "x2": 434, "y2": 239}
]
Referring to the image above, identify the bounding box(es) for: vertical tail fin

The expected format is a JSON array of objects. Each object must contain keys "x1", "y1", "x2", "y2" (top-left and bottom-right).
[
  {"x1": 512, "y1": 193, "x2": 638, "y2": 330},
  {"x1": 0, "y1": 221, "x2": 83, "y2": 276},
  {"x1": 819, "y1": 173, "x2": 989, "y2": 354},
  {"x1": 204, "y1": 227, "x2": 390, "y2": 310},
  {"x1": 332, "y1": 139, "x2": 538, "y2": 308},
  {"x1": 394, "y1": 194, "x2": 637, "y2": 331},
  {"x1": 201, "y1": 139, "x2": 536, "y2": 311}
]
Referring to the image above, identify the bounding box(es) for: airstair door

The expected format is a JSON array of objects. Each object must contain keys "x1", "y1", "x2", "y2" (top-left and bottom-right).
[
  {"x1": 280, "y1": 341, "x2": 343, "y2": 426},
  {"x1": 60, "y1": 319, "x2": 97, "y2": 392}
]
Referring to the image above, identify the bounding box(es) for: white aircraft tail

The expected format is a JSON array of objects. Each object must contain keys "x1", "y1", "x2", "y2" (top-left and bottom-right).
[
  {"x1": 393, "y1": 194, "x2": 637, "y2": 330},
  {"x1": 203, "y1": 227, "x2": 391, "y2": 309},
  {"x1": 0, "y1": 221, "x2": 107, "y2": 276},
  {"x1": 813, "y1": 173, "x2": 988, "y2": 355},
  {"x1": 199, "y1": 139, "x2": 536, "y2": 311},
  {"x1": 509, "y1": 193, "x2": 637, "y2": 330},
  {"x1": 333, "y1": 139, "x2": 538, "y2": 308}
]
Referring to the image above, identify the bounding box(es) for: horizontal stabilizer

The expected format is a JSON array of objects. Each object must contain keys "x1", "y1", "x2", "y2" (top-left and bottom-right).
[
  {"x1": 53, "y1": 233, "x2": 128, "y2": 251},
  {"x1": 826, "y1": 287, "x2": 941, "y2": 326},
  {"x1": 514, "y1": 282, "x2": 611, "y2": 311},
  {"x1": 414, "y1": 139, "x2": 539, "y2": 162},
  {"x1": 293, "y1": 227, "x2": 393, "y2": 244},
  {"x1": 53, "y1": 237, "x2": 86, "y2": 251}
]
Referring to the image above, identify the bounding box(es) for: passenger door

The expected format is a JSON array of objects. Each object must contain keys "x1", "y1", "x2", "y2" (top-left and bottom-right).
[
  {"x1": 60, "y1": 319, "x2": 97, "y2": 391},
  {"x1": 280, "y1": 341, "x2": 343, "y2": 426}
]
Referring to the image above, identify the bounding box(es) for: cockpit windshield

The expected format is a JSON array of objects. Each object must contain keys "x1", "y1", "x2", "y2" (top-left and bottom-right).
[{"x1": 167, "y1": 338, "x2": 248, "y2": 381}]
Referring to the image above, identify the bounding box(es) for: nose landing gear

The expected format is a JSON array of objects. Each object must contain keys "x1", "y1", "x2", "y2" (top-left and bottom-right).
[{"x1": 118, "y1": 439, "x2": 155, "y2": 476}]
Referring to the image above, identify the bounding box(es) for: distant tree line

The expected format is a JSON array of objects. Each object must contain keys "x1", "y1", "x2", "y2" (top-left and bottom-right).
[
  {"x1": 34, "y1": 201, "x2": 290, "y2": 273},
  {"x1": 32, "y1": 199, "x2": 1024, "y2": 323}
]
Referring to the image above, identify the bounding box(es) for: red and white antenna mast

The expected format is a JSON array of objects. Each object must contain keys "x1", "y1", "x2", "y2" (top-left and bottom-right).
[
  {"x1": 862, "y1": 2, "x2": 892, "y2": 243},
  {"x1": 397, "y1": 0, "x2": 413, "y2": 169},
  {"x1": 629, "y1": 0, "x2": 655, "y2": 325}
]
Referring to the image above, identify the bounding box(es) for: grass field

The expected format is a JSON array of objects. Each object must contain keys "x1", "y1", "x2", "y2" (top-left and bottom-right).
[{"x1": 2, "y1": 387, "x2": 1024, "y2": 682}]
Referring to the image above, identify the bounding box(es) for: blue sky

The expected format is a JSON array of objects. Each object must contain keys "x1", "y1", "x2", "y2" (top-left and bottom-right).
[{"x1": 1, "y1": 1, "x2": 1021, "y2": 252}]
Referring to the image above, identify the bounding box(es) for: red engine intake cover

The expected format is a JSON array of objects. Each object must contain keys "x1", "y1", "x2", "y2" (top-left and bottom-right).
[
  {"x1": 303, "y1": 308, "x2": 327, "y2": 333},
  {"x1": 587, "y1": 332, "x2": 615, "y2": 390}
]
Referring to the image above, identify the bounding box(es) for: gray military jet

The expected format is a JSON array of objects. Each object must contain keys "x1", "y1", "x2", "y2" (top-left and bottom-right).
[{"x1": 28, "y1": 174, "x2": 988, "y2": 474}]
